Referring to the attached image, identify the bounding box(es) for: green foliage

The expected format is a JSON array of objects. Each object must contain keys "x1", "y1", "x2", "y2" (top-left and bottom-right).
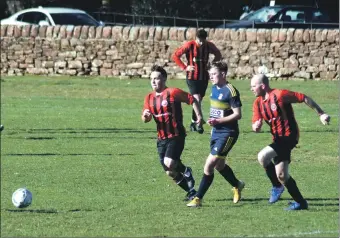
[{"x1": 1, "y1": 76, "x2": 338, "y2": 237}]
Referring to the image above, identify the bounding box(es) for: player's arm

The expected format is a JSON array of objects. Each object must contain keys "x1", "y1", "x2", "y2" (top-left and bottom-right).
[
  {"x1": 172, "y1": 43, "x2": 193, "y2": 71},
  {"x1": 192, "y1": 97, "x2": 203, "y2": 125},
  {"x1": 208, "y1": 42, "x2": 222, "y2": 62},
  {"x1": 304, "y1": 95, "x2": 330, "y2": 125},
  {"x1": 174, "y1": 88, "x2": 203, "y2": 124},
  {"x1": 142, "y1": 96, "x2": 152, "y2": 123},
  {"x1": 283, "y1": 90, "x2": 330, "y2": 125},
  {"x1": 252, "y1": 100, "x2": 263, "y2": 133}
]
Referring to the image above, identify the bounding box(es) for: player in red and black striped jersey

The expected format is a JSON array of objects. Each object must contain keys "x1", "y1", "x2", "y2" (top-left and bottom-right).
[
  {"x1": 250, "y1": 74, "x2": 331, "y2": 210},
  {"x1": 142, "y1": 65, "x2": 203, "y2": 201},
  {"x1": 172, "y1": 29, "x2": 222, "y2": 134}
]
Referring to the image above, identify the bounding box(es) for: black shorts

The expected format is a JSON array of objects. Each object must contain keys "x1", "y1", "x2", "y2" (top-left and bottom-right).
[
  {"x1": 270, "y1": 137, "x2": 298, "y2": 165},
  {"x1": 186, "y1": 79, "x2": 209, "y2": 98},
  {"x1": 157, "y1": 136, "x2": 185, "y2": 170}
]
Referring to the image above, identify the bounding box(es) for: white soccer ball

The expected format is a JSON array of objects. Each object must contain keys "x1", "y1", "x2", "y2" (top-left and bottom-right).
[{"x1": 12, "y1": 188, "x2": 32, "y2": 208}]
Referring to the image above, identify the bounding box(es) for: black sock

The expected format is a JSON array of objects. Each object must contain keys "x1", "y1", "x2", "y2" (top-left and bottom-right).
[
  {"x1": 196, "y1": 173, "x2": 214, "y2": 199},
  {"x1": 218, "y1": 164, "x2": 239, "y2": 187},
  {"x1": 265, "y1": 163, "x2": 282, "y2": 187},
  {"x1": 176, "y1": 161, "x2": 186, "y2": 174},
  {"x1": 285, "y1": 176, "x2": 305, "y2": 203},
  {"x1": 173, "y1": 174, "x2": 189, "y2": 192},
  {"x1": 192, "y1": 109, "x2": 197, "y2": 122}
]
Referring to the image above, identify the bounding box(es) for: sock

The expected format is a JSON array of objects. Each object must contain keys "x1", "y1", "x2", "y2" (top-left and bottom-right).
[
  {"x1": 218, "y1": 164, "x2": 239, "y2": 187},
  {"x1": 196, "y1": 173, "x2": 214, "y2": 199},
  {"x1": 285, "y1": 176, "x2": 305, "y2": 203},
  {"x1": 173, "y1": 174, "x2": 189, "y2": 192},
  {"x1": 265, "y1": 163, "x2": 282, "y2": 187},
  {"x1": 176, "y1": 161, "x2": 186, "y2": 174},
  {"x1": 192, "y1": 109, "x2": 197, "y2": 122}
]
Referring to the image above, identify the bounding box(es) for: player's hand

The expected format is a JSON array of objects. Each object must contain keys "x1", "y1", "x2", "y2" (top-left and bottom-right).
[
  {"x1": 185, "y1": 65, "x2": 195, "y2": 72},
  {"x1": 142, "y1": 109, "x2": 152, "y2": 122},
  {"x1": 252, "y1": 119, "x2": 262, "y2": 132},
  {"x1": 195, "y1": 116, "x2": 203, "y2": 126},
  {"x1": 207, "y1": 118, "x2": 219, "y2": 126},
  {"x1": 319, "y1": 113, "x2": 330, "y2": 125}
]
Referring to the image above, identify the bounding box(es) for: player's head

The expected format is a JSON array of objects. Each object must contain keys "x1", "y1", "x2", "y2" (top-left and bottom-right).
[
  {"x1": 150, "y1": 65, "x2": 167, "y2": 92},
  {"x1": 195, "y1": 29, "x2": 208, "y2": 45},
  {"x1": 250, "y1": 74, "x2": 270, "y2": 97},
  {"x1": 208, "y1": 61, "x2": 228, "y2": 86}
]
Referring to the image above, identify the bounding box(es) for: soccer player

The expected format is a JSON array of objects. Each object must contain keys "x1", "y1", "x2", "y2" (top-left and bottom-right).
[
  {"x1": 142, "y1": 65, "x2": 203, "y2": 201},
  {"x1": 0, "y1": 125, "x2": 3, "y2": 132},
  {"x1": 187, "y1": 61, "x2": 245, "y2": 208},
  {"x1": 250, "y1": 74, "x2": 331, "y2": 210},
  {"x1": 172, "y1": 29, "x2": 222, "y2": 134}
]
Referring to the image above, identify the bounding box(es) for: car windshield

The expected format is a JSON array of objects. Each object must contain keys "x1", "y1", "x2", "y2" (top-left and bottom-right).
[
  {"x1": 242, "y1": 6, "x2": 283, "y2": 22},
  {"x1": 50, "y1": 13, "x2": 99, "y2": 26}
]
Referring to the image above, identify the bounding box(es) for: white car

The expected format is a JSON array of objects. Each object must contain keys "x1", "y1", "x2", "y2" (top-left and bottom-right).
[{"x1": 0, "y1": 6, "x2": 104, "y2": 26}]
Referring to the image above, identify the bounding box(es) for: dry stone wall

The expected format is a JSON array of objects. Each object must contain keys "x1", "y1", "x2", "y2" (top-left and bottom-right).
[{"x1": 0, "y1": 25, "x2": 339, "y2": 80}]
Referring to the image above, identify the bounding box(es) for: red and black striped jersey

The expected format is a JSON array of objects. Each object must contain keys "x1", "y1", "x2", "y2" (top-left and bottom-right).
[
  {"x1": 252, "y1": 89, "x2": 305, "y2": 141},
  {"x1": 143, "y1": 87, "x2": 194, "y2": 140},
  {"x1": 172, "y1": 40, "x2": 222, "y2": 81}
]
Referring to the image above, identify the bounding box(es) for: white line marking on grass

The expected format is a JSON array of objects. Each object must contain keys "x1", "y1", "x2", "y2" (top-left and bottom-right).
[
  {"x1": 230, "y1": 230, "x2": 339, "y2": 237},
  {"x1": 265, "y1": 230, "x2": 339, "y2": 237}
]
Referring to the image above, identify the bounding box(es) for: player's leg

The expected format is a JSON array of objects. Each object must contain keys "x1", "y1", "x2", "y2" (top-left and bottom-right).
[
  {"x1": 163, "y1": 137, "x2": 196, "y2": 198},
  {"x1": 195, "y1": 80, "x2": 209, "y2": 134},
  {"x1": 187, "y1": 153, "x2": 217, "y2": 207},
  {"x1": 171, "y1": 136, "x2": 196, "y2": 200},
  {"x1": 177, "y1": 160, "x2": 195, "y2": 199},
  {"x1": 273, "y1": 142, "x2": 308, "y2": 210},
  {"x1": 258, "y1": 145, "x2": 284, "y2": 203},
  {"x1": 157, "y1": 138, "x2": 187, "y2": 190},
  {"x1": 214, "y1": 134, "x2": 245, "y2": 203},
  {"x1": 187, "y1": 134, "x2": 232, "y2": 207},
  {"x1": 186, "y1": 79, "x2": 203, "y2": 133}
]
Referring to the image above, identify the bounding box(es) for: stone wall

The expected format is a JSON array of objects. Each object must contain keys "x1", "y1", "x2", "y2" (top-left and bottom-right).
[{"x1": 1, "y1": 25, "x2": 339, "y2": 80}]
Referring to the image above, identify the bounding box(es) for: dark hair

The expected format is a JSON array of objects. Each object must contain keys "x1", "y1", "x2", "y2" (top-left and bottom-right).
[
  {"x1": 209, "y1": 61, "x2": 228, "y2": 74},
  {"x1": 196, "y1": 29, "x2": 208, "y2": 39},
  {"x1": 151, "y1": 65, "x2": 167, "y2": 79}
]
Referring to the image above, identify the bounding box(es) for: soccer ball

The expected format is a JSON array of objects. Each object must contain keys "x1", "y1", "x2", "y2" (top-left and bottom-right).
[{"x1": 12, "y1": 188, "x2": 32, "y2": 208}]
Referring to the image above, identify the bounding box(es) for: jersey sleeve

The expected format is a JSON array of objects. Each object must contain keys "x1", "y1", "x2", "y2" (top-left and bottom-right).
[
  {"x1": 252, "y1": 98, "x2": 262, "y2": 123},
  {"x1": 172, "y1": 42, "x2": 190, "y2": 70},
  {"x1": 172, "y1": 88, "x2": 194, "y2": 105},
  {"x1": 280, "y1": 89, "x2": 305, "y2": 103},
  {"x1": 227, "y1": 85, "x2": 242, "y2": 108},
  {"x1": 229, "y1": 89, "x2": 242, "y2": 108}
]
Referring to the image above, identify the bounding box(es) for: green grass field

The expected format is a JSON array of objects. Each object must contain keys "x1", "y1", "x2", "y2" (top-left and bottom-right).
[{"x1": 1, "y1": 76, "x2": 338, "y2": 237}]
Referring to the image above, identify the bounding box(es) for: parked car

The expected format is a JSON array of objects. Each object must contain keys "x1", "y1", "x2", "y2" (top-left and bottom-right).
[
  {"x1": 218, "y1": 5, "x2": 338, "y2": 29},
  {"x1": 239, "y1": 5, "x2": 255, "y2": 20},
  {"x1": 0, "y1": 6, "x2": 104, "y2": 27}
]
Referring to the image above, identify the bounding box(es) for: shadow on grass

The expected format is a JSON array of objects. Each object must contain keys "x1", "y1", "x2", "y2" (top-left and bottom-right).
[
  {"x1": 7, "y1": 128, "x2": 155, "y2": 134},
  {"x1": 6, "y1": 208, "x2": 97, "y2": 213},
  {"x1": 4, "y1": 153, "x2": 114, "y2": 156},
  {"x1": 6, "y1": 128, "x2": 158, "y2": 140},
  {"x1": 215, "y1": 197, "x2": 339, "y2": 206},
  {"x1": 6, "y1": 209, "x2": 58, "y2": 214},
  {"x1": 4, "y1": 153, "x2": 134, "y2": 156}
]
